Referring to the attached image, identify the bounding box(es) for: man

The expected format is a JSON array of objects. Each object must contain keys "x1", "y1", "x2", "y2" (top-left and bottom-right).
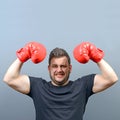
[{"x1": 3, "y1": 41, "x2": 118, "y2": 120}]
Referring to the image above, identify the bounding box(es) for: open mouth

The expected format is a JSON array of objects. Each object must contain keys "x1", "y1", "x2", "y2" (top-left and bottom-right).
[
  {"x1": 56, "y1": 74, "x2": 64, "y2": 78},
  {"x1": 55, "y1": 73, "x2": 65, "y2": 78}
]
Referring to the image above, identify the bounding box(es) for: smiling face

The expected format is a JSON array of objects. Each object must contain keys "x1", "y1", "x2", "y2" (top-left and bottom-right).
[{"x1": 48, "y1": 56, "x2": 72, "y2": 86}]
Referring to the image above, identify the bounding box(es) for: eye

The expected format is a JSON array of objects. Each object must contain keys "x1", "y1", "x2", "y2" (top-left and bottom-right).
[
  {"x1": 51, "y1": 64, "x2": 58, "y2": 68},
  {"x1": 61, "y1": 65, "x2": 67, "y2": 68}
]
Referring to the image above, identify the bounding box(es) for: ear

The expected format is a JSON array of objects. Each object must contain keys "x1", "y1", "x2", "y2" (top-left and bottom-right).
[
  {"x1": 48, "y1": 65, "x2": 50, "y2": 71},
  {"x1": 69, "y1": 65, "x2": 72, "y2": 72}
]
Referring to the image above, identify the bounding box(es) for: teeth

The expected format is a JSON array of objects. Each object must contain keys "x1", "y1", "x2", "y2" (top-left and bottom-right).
[{"x1": 56, "y1": 73, "x2": 63, "y2": 75}]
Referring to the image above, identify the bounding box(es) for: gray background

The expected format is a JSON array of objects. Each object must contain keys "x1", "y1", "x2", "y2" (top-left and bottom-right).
[{"x1": 0, "y1": 0, "x2": 120, "y2": 120}]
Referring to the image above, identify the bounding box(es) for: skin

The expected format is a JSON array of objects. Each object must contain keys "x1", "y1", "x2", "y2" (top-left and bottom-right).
[
  {"x1": 48, "y1": 56, "x2": 72, "y2": 86},
  {"x1": 3, "y1": 57, "x2": 118, "y2": 94}
]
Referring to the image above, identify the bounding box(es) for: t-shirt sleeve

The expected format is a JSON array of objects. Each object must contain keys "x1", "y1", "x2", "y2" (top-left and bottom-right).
[
  {"x1": 26, "y1": 76, "x2": 43, "y2": 97},
  {"x1": 82, "y1": 74, "x2": 96, "y2": 97},
  {"x1": 26, "y1": 76, "x2": 35, "y2": 97}
]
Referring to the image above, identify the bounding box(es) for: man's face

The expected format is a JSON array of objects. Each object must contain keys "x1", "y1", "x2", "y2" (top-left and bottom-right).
[{"x1": 48, "y1": 56, "x2": 72, "y2": 86}]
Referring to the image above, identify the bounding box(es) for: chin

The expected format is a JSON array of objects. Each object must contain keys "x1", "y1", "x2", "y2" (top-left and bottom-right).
[{"x1": 56, "y1": 79, "x2": 68, "y2": 85}]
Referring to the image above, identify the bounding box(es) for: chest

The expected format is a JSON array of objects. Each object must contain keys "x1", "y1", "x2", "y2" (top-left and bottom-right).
[{"x1": 33, "y1": 83, "x2": 87, "y2": 109}]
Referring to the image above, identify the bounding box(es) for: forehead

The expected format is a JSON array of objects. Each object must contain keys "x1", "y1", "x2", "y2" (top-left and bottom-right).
[{"x1": 50, "y1": 56, "x2": 69, "y2": 65}]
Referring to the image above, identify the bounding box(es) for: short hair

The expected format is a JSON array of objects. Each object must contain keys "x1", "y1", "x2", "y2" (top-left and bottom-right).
[{"x1": 49, "y1": 47, "x2": 71, "y2": 65}]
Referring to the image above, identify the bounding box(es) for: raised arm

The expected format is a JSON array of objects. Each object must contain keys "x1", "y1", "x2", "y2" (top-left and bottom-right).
[
  {"x1": 73, "y1": 41, "x2": 118, "y2": 93},
  {"x1": 3, "y1": 59, "x2": 30, "y2": 94},
  {"x1": 3, "y1": 41, "x2": 46, "y2": 94},
  {"x1": 93, "y1": 59, "x2": 118, "y2": 93}
]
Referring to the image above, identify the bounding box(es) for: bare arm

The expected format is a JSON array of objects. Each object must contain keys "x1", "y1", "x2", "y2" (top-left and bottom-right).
[
  {"x1": 3, "y1": 58, "x2": 30, "y2": 94},
  {"x1": 93, "y1": 59, "x2": 118, "y2": 93}
]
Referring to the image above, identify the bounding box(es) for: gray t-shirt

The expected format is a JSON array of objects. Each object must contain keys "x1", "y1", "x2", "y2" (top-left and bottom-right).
[{"x1": 27, "y1": 74, "x2": 95, "y2": 120}]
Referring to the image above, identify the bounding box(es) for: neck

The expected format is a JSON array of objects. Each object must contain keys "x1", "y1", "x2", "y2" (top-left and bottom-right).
[{"x1": 51, "y1": 80, "x2": 69, "y2": 86}]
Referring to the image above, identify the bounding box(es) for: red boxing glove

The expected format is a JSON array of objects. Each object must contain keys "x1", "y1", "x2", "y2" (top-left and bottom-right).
[
  {"x1": 89, "y1": 43, "x2": 104, "y2": 63},
  {"x1": 16, "y1": 41, "x2": 46, "y2": 64},
  {"x1": 73, "y1": 42, "x2": 90, "y2": 63},
  {"x1": 73, "y1": 42, "x2": 104, "y2": 63}
]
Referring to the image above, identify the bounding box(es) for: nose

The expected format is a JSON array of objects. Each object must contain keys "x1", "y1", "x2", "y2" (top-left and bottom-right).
[{"x1": 56, "y1": 66, "x2": 62, "y2": 72}]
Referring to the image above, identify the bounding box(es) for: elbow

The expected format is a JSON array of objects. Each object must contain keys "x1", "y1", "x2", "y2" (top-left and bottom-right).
[
  {"x1": 114, "y1": 76, "x2": 118, "y2": 83},
  {"x1": 3, "y1": 78, "x2": 9, "y2": 85},
  {"x1": 3, "y1": 76, "x2": 7, "y2": 83},
  {"x1": 106, "y1": 75, "x2": 118, "y2": 87},
  {"x1": 3, "y1": 78, "x2": 14, "y2": 87},
  {"x1": 111, "y1": 75, "x2": 118, "y2": 85},
  {"x1": 3, "y1": 76, "x2": 12, "y2": 85}
]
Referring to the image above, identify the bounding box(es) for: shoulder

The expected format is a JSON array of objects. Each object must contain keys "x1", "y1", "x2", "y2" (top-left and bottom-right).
[
  {"x1": 27, "y1": 76, "x2": 48, "y2": 96},
  {"x1": 74, "y1": 74, "x2": 96, "y2": 90},
  {"x1": 28, "y1": 76, "x2": 47, "y2": 86},
  {"x1": 75, "y1": 74, "x2": 96, "y2": 96},
  {"x1": 75, "y1": 74, "x2": 96, "y2": 83}
]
